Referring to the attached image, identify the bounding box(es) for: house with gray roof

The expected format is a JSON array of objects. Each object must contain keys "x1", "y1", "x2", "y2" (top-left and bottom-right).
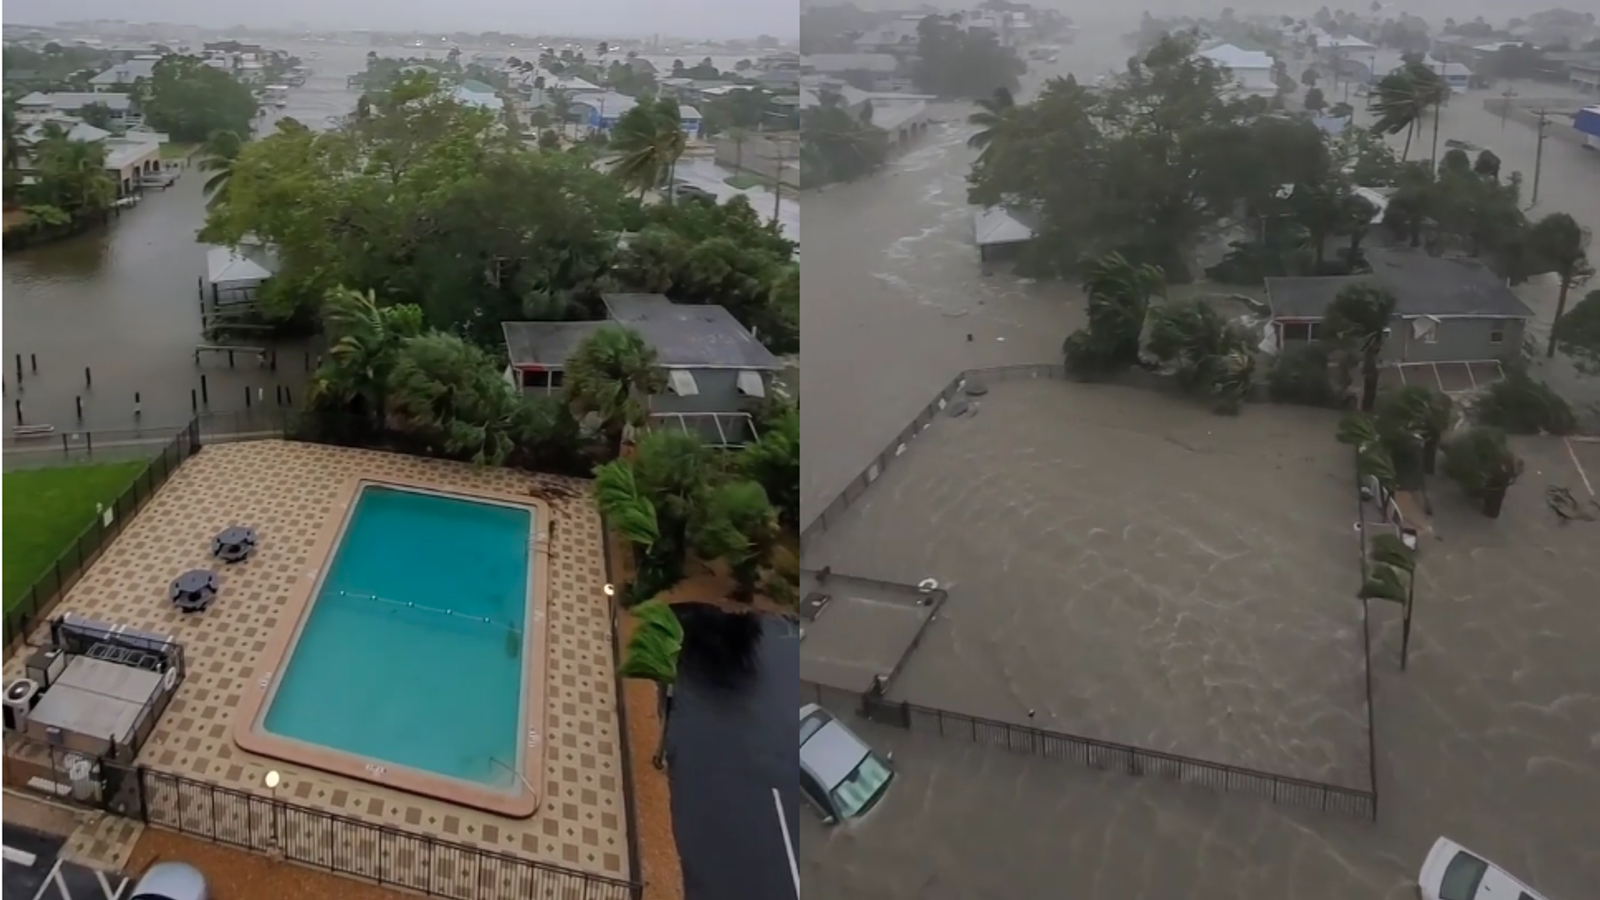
[
  {"x1": 502, "y1": 293, "x2": 782, "y2": 446},
  {"x1": 1265, "y1": 250, "x2": 1533, "y2": 365},
  {"x1": 89, "y1": 56, "x2": 161, "y2": 90},
  {"x1": 15, "y1": 92, "x2": 137, "y2": 128}
]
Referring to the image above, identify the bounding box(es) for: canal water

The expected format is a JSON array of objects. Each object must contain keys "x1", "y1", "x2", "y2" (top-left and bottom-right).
[{"x1": 0, "y1": 42, "x2": 387, "y2": 453}]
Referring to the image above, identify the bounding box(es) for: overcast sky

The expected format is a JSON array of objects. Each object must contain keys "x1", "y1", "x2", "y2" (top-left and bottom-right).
[{"x1": 5, "y1": 0, "x2": 797, "y2": 40}]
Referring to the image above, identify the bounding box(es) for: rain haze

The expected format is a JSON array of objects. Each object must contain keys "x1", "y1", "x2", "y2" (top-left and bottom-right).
[{"x1": 800, "y1": 1, "x2": 1600, "y2": 899}]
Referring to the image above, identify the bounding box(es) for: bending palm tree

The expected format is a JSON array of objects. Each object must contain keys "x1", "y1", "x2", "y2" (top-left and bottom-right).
[
  {"x1": 310, "y1": 286, "x2": 425, "y2": 420},
  {"x1": 1323, "y1": 284, "x2": 1398, "y2": 412},
  {"x1": 1367, "y1": 68, "x2": 1445, "y2": 162},
  {"x1": 564, "y1": 324, "x2": 664, "y2": 454},
  {"x1": 966, "y1": 87, "x2": 1016, "y2": 161},
  {"x1": 619, "y1": 599, "x2": 684, "y2": 769},
  {"x1": 610, "y1": 100, "x2": 687, "y2": 201},
  {"x1": 197, "y1": 129, "x2": 244, "y2": 210}
]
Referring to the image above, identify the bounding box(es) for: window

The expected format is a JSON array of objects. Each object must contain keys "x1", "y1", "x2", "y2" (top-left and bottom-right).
[
  {"x1": 1422, "y1": 326, "x2": 1439, "y2": 344},
  {"x1": 1280, "y1": 322, "x2": 1319, "y2": 342},
  {"x1": 828, "y1": 753, "x2": 895, "y2": 820},
  {"x1": 1489, "y1": 320, "x2": 1507, "y2": 345},
  {"x1": 522, "y1": 369, "x2": 564, "y2": 389},
  {"x1": 1437, "y1": 852, "x2": 1489, "y2": 900},
  {"x1": 799, "y1": 770, "x2": 828, "y2": 815}
]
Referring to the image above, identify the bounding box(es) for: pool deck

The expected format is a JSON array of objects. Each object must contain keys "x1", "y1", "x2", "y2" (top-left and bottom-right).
[
  {"x1": 232, "y1": 477, "x2": 554, "y2": 818},
  {"x1": 3, "y1": 442, "x2": 631, "y2": 882}
]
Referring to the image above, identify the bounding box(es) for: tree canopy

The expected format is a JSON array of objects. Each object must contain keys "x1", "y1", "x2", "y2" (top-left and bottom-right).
[
  {"x1": 913, "y1": 15, "x2": 1025, "y2": 98},
  {"x1": 140, "y1": 55, "x2": 259, "y2": 143}
]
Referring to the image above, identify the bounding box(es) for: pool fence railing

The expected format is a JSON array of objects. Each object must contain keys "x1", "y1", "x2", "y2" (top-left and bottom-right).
[
  {"x1": 124, "y1": 766, "x2": 642, "y2": 900},
  {"x1": 3, "y1": 418, "x2": 202, "y2": 654}
]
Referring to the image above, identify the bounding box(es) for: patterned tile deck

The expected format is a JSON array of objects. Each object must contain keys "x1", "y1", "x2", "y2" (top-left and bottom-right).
[{"x1": 4, "y1": 442, "x2": 629, "y2": 881}]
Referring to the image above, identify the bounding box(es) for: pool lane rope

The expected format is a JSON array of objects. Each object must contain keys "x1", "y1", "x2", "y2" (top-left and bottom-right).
[{"x1": 335, "y1": 590, "x2": 523, "y2": 634}]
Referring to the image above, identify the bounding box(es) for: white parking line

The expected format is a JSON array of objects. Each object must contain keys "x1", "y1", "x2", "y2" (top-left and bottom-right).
[
  {"x1": 3, "y1": 845, "x2": 38, "y2": 866},
  {"x1": 772, "y1": 787, "x2": 799, "y2": 899}
]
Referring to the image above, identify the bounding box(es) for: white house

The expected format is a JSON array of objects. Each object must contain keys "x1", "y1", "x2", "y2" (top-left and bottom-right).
[
  {"x1": 1200, "y1": 44, "x2": 1277, "y2": 98},
  {"x1": 14, "y1": 92, "x2": 138, "y2": 128},
  {"x1": 89, "y1": 56, "x2": 161, "y2": 90}
]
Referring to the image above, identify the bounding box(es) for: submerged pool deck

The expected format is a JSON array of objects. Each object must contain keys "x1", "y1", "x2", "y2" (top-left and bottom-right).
[
  {"x1": 232, "y1": 477, "x2": 553, "y2": 818},
  {"x1": 4, "y1": 442, "x2": 631, "y2": 881}
]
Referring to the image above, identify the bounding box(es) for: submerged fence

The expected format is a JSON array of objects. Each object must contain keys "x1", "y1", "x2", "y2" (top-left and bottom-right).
[{"x1": 800, "y1": 364, "x2": 1381, "y2": 821}]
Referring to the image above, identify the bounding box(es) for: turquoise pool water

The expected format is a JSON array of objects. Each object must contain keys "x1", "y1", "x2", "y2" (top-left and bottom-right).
[{"x1": 261, "y1": 485, "x2": 532, "y2": 788}]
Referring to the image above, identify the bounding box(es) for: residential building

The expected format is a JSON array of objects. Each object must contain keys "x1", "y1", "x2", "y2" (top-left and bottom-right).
[
  {"x1": 88, "y1": 55, "x2": 161, "y2": 90},
  {"x1": 15, "y1": 121, "x2": 162, "y2": 196},
  {"x1": 501, "y1": 293, "x2": 781, "y2": 446},
  {"x1": 972, "y1": 206, "x2": 1037, "y2": 262},
  {"x1": 1199, "y1": 44, "x2": 1277, "y2": 98},
  {"x1": 1558, "y1": 54, "x2": 1600, "y2": 93},
  {"x1": 1265, "y1": 251, "x2": 1532, "y2": 365},
  {"x1": 452, "y1": 80, "x2": 503, "y2": 113},
  {"x1": 13, "y1": 92, "x2": 138, "y2": 128},
  {"x1": 568, "y1": 92, "x2": 699, "y2": 135},
  {"x1": 852, "y1": 19, "x2": 923, "y2": 54}
]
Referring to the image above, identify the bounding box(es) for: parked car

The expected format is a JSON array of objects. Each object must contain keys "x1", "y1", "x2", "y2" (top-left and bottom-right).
[
  {"x1": 799, "y1": 704, "x2": 895, "y2": 825},
  {"x1": 1418, "y1": 837, "x2": 1548, "y2": 900},
  {"x1": 1443, "y1": 139, "x2": 1483, "y2": 153},
  {"x1": 671, "y1": 183, "x2": 715, "y2": 202},
  {"x1": 129, "y1": 861, "x2": 209, "y2": 900}
]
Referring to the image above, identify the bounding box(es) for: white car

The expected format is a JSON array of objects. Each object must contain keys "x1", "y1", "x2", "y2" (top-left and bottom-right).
[{"x1": 1418, "y1": 837, "x2": 1548, "y2": 900}]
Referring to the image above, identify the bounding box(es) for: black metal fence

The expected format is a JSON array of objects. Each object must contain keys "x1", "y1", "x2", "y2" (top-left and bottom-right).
[
  {"x1": 802, "y1": 364, "x2": 1066, "y2": 541},
  {"x1": 3, "y1": 419, "x2": 201, "y2": 649},
  {"x1": 801, "y1": 680, "x2": 1379, "y2": 820},
  {"x1": 2, "y1": 424, "x2": 190, "y2": 469},
  {"x1": 132, "y1": 767, "x2": 640, "y2": 900}
]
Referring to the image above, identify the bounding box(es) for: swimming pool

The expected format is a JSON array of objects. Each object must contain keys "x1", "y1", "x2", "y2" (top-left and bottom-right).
[{"x1": 235, "y1": 479, "x2": 551, "y2": 817}]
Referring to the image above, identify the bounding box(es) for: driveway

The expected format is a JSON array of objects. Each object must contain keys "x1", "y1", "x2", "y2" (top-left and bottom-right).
[
  {"x1": 2, "y1": 825, "x2": 130, "y2": 900},
  {"x1": 665, "y1": 604, "x2": 800, "y2": 900}
]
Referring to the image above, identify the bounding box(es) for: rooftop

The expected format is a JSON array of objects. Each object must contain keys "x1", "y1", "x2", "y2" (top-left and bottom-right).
[
  {"x1": 17, "y1": 92, "x2": 133, "y2": 111},
  {"x1": 972, "y1": 206, "x2": 1037, "y2": 247},
  {"x1": 90, "y1": 58, "x2": 159, "y2": 85},
  {"x1": 1266, "y1": 251, "x2": 1534, "y2": 320},
  {"x1": 802, "y1": 53, "x2": 900, "y2": 74},
  {"x1": 1200, "y1": 43, "x2": 1275, "y2": 71},
  {"x1": 503, "y1": 294, "x2": 781, "y2": 370}
]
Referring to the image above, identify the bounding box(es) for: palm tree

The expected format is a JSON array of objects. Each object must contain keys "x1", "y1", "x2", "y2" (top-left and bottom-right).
[
  {"x1": 1322, "y1": 283, "x2": 1397, "y2": 412},
  {"x1": 564, "y1": 325, "x2": 664, "y2": 454},
  {"x1": 594, "y1": 460, "x2": 661, "y2": 555},
  {"x1": 386, "y1": 333, "x2": 524, "y2": 465},
  {"x1": 724, "y1": 125, "x2": 750, "y2": 172},
  {"x1": 1441, "y1": 426, "x2": 1524, "y2": 518},
  {"x1": 197, "y1": 129, "x2": 244, "y2": 210},
  {"x1": 310, "y1": 287, "x2": 425, "y2": 422},
  {"x1": 690, "y1": 480, "x2": 779, "y2": 600},
  {"x1": 610, "y1": 100, "x2": 687, "y2": 201},
  {"x1": 619, "y1": 599, "x2": 684, "y2": 769},
  {"x1": 967, "y1": 87, "x2": 1017, "y2": 160},
  {"x1": 1377, "y1": 386, "x2": 1454, "y2": 475},
  {"x1": 1368, "y1": 68, "x2": 1445, "y2": 162},
  {"x1": 1527, "y1": 213, "x2": 1593, "y2": 358}
]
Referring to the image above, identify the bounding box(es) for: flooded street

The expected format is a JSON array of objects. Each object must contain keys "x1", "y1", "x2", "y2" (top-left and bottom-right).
[{"x1": 798, "y1": 43, "x2": 1134, "y2": 519}]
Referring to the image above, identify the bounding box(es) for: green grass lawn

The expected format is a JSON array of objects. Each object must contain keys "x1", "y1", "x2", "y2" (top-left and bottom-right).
[
  {"x1": 723, "y1": 173, "x2": 767, "y2": 191},
  {"x1": 159, "y1": 142, "x2": 199, "y2": 160},
  {"x1": 3, "y1": 462, "x2": 146, "y2": 612}
]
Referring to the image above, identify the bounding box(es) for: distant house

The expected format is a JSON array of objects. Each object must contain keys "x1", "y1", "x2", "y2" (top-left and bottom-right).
[
  {"x1": 568, "y1": 92, "x2": 699, "y2": 135},
  {"x1": 452, "y1": 80, "x2": 503, "y2": 112},
  {"x1": 14, "y1": 92, "x2": 137, "y2": 127},
  {"x1": 15, "y1": 117, "x2": 161, "y2": 197},
  {"x1": 502, "y1": 293, "x2": 782, "y2": 446},
  {"x1": 1199, "y1": 44, "x2": 1277, "y2": 97},
  {"x1": 89, "y1": 56, "x2": 161, "y2": 90},
  {"x1": 1265, "y1": 251, "x2": 1532, "y2": 365}
]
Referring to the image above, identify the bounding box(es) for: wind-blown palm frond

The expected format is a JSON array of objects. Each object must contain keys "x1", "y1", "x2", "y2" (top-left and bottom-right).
[
  {"x1": 1361, "y1": 561, "x2": 1410, "y2": 603},
  {"x1": 1368, "y1": 532, "x2": 1416, "y2": 573},
  {"x1": 593, "y1": 460, "x2": 660, "y2": 549},
  {"x1": 619, "y1": 599, "x2": 684, "y2": 686}
]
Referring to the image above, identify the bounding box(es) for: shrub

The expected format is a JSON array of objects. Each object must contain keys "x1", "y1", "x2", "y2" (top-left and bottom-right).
[
  {"x1": 1472, "y1": 372, "x2": 1576, "y2": 435},
  {"x1": 1553, "y1": 289, "x2": 1600, "y2": 368},
  {"x1": 1267, "y1": 344, "x2": 1340, "y2": 407}
]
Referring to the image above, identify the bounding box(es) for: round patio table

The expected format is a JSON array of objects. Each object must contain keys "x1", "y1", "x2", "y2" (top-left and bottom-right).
[
  {"x1": 212, "y1": 526, "x2": 258, "y2": 563},
  {"x1": 170, "y1": 569, "x2": 220, "y2": 613}
]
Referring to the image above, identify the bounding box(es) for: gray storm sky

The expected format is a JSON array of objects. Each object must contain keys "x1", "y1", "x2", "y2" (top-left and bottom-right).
[{"x1": 5, "y1": 0, "x2": 797, "y2": 40}]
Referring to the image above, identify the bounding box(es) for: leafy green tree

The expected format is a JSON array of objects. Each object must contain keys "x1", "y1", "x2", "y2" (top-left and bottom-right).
[
  {"x1": 1441, "y1": 426, "x2": 1524, "y2": 518},
  {"x1": 564, "y1": 325, "x2": 664, "y2": 454},
  {"x1": 1473, "y1": 149, "x2": 1501, "y2": 180},
  {"x1": 610, "y1": 99, "x2": 687, "y2": 199},
  {"x1": 913, "y1": 14, "x2": 1025, "y2": 97},
  {"x1": 386, "y1": 332, "x2": 528, "y2": 465},
  {"x1": 1146, "y1": 298, "x2": 1257, "y2": 413},
  {"x1": 1527, "y1": 213, "x2": 1593, "y2": 357},
  {"x1": 1303, "y1": 86, "x2": 1326, "y2": 112},
  {"x1": 309, "y1": 287, "x2": 425, "y2": 423},
  {"x1": 77, "y1": 102, "x2": 116, "y2": 131},
  {"x1": 1321, "y1": 283, "x2": 1397, "y2": 412},
  {"x1": 618, "y1": 599, "x2": 684, "y2": 768},
  {"x1": 738, "y1": 399, "x2": 800, "y2": 528},
  {"x1": 1063, "y1": 253, "x2": 1163, "y2": 377},
  {"x1": 799, "y1": 92, "x2": 888, "y2": 188},
  {"x1": 1552, "y1": 289, "x2": 1600, "y2": 366},
  {"x1": 1375, "y1": 386, "x2": 1454, "y2": 475},
  {"x1": 140, "y1": 55, "x2": 258, "y2": 143},
  {"x1": 23, "y1": 132, "x2": 117, "y2": 221}
]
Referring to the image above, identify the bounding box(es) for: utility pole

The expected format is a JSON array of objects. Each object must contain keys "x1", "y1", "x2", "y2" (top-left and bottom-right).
[
  {"x1": 769, "y1": 141, "x2": 793, "y2": 226},
  {"x1": 1531, "y1": 108, "x2": 1550, "y2": 208},
  {"x1": 1499, "y1": 86, "x2": 1517, "y2": 130},
  {"x1": 1428, "y1": 52, "x2": 1446, "y2": 172}
]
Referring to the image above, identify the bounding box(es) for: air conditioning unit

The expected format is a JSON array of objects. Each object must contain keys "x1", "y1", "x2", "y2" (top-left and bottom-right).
[
  {"x1": 25, "y1": 647, "x2": 67, "y2": 690},
  {"x1": 3, "y1": 678, "x2": 41, "y2": 733}
]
